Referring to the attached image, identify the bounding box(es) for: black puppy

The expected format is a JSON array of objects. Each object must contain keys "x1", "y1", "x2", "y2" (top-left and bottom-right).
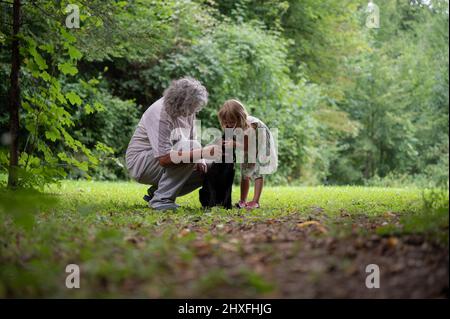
[{"x1": 199, "y1": 136, "x2": 235, "y2": 209}]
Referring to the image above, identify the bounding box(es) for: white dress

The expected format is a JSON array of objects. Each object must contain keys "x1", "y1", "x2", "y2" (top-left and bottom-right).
[{"x1": 240, "y1": 116, "x2": 278, "y2": 179}]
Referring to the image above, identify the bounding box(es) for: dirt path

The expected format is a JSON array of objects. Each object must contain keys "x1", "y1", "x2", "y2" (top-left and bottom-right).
[{"x1": 164, "y1": 212, "x2": 448, "y2": 298}]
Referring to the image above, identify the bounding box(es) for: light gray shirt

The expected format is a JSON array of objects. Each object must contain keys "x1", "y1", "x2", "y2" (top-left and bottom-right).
[{"x1": 126, "y1": 97, "x2": 195, "y2": 179}]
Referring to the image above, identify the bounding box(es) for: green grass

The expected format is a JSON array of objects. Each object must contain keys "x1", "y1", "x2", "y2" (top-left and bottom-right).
[
  {"x1": 51, "y1": 180, "x2": 425, "y2": 215},
  {"x1": 0, "y1": 180, "x2": 447, "y2": 298}
]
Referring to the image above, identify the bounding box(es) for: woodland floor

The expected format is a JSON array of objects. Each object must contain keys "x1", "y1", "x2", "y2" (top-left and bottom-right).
[{"x1": 0, "y1": 181, "x2": 448, "y2": 298}]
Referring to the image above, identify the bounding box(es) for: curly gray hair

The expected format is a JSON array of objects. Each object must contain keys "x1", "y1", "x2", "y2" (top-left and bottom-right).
[{"x1": 163, "y1": 77, "x2": 208, "y2": 118}]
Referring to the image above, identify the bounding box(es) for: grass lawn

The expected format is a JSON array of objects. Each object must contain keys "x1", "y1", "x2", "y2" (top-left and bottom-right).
[{"x1": 0, "y1": 181, "x2": 448, "y2": 298}]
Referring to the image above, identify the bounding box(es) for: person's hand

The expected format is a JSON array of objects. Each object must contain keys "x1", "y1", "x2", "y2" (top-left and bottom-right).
[
  {"x1": 224, "y1": 139, "x2": 246, "y2": 151},
  {"x1": 195, "y1": 162, "x2": 208, "y2": 174},
  {"x1": 223, "y1": 140, "x2": 235, "y2": 149}
]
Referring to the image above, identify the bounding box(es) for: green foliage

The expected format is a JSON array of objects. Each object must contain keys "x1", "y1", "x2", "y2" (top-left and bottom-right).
[
  {"x1": 281, "y1": 0, "x2": 367, "y2": 100},
  {"x1": 329, "y1": 0, "x2": 449, "y2": 186},
  {"x1": 0, "y1": 1, "x2": 141, "y2": 187},
  {"x1": 4, "y1": 28, "x2": 112, "y2": 187},
  {"x1": 148, "y1": 21, "x2": 327, "y2": 182},
  {"x1": 0, "y1": 0, "x2": 448, "y2": 186},
  {"x1": 0, "y1": 188, "x2": 58, "y2": 231},
  {"x1": 67, "y1": 82, "x2": 140, "y2": 180},
  {"x1": 378, "y1": 187, "x2": 449, "y2": 244},
  {"x1": 213, "y1": 0, "x2": 289, "y2": 30},
  {"x1": 74, "y1": 0, "x2": 207, "y2": 62}
]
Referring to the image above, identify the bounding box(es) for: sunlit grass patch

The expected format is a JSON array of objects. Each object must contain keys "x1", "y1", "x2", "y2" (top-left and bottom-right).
[{"x1": 46, "y1": 180, "x2": 425, "y2": 217}]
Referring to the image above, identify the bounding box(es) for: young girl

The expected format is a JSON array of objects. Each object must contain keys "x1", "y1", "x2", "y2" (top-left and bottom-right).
[{"x1": 217, "y1": 99, "x2": 277, "y2": 210}]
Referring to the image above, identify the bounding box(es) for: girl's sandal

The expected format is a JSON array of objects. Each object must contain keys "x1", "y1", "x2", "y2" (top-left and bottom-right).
[
  {"x1": 235, "y1": 200, "x2": 247, "y2": 209},
  {"x1": 245, "y1": 201, "x2": 260, "y2": 210}
]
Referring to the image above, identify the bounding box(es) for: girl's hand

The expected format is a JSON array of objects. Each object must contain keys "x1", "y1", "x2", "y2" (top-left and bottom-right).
[
  {"x1": 223, "y1": 140, "x2": 235, "y2": 149},
  {"x1": 223, "y1": 139, "x2": 246, "y2": 150},
  {"x1": 195, "y1": 162, "x2": 208, "y2": 174}
]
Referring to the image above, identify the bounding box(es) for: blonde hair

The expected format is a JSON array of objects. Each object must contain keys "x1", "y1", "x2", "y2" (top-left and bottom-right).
[{"x1": 218, "y1": 99, "x2": 249, "y2": 130}]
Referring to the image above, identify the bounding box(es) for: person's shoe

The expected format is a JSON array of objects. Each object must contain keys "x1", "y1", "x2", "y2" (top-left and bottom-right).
[
  {"x1": 150, "y1": 202, "x2": 179, "y2": 211},
  {"x1": 235, "y1": 200, "x2": 246, "y2": 209},
  {"x1": 143, "y1": 185, "x2": 157, "y2": 202},
  {"x1": 245, "y1": 201, "x2": 260, "y2": 210}
]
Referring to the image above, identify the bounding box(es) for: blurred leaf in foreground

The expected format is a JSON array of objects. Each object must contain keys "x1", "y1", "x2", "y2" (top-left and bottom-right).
[{"x1": 0, "y1": 188, "x2": 58, "y2": 231}]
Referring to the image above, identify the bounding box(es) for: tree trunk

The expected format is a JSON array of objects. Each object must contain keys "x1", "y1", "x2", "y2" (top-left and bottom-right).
[{"x1": 7, "y1": 0, "x2": 21, "y2": 189}]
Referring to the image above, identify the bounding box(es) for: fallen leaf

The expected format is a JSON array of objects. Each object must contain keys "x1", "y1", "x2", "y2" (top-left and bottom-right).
[
  {"x1": 297, "y1": 221, "x2": 318, "y2": 227},
  {"x1": 178, "y1": 228, "x2": 191, "y2": 238},
  {"x1": 296, "y1": 221, "x2": 328, "y2": 234},
  {"x1": 387, "y1": 237, "x2": 399, "y2": 248},
  {"x1": 384, "y1": 211, "x2": 397, "y2": 218}
]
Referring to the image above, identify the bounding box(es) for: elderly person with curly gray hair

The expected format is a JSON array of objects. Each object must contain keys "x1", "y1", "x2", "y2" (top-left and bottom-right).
[{"x1": 126, "y1": 77, "x2": 218, "y2": 210}]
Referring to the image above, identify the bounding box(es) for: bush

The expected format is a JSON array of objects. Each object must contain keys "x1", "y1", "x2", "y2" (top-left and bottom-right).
[
  {"x1": 67, "y1": 83, "x2": 141, "y2": 180},
  {"x1": 148, "y1": 21, "x2": 325, "y2": 183}
]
